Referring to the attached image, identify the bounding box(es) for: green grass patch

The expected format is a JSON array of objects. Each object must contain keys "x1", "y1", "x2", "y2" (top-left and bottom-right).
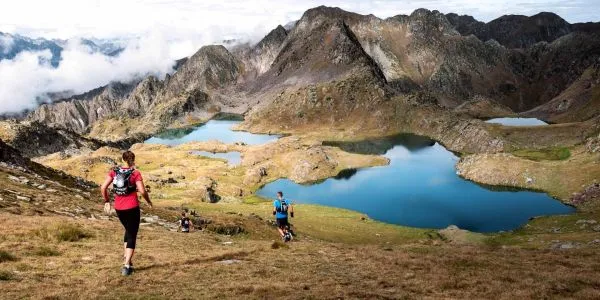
[
  {"x1": 512, "y1": 147, "x2": 571, "y2": 161},
  {"x1": 0, "y1": 250, "x2": 16, "y2": 263},
  {"x1": 0, "y1": 270, "x2": 14, "y2": 281},
  {"x1": 271, "y1": 241, "x2": 289, "y2": 249},
  {"x1": 243, "y1": 195, "x2": 269, "y2": 205},
  {"x1": 35, "y1": 223, "x2": 92, "y2": 242},
  {"x1": 32, "y1": 246, "x2": 61, "y2": 257}
]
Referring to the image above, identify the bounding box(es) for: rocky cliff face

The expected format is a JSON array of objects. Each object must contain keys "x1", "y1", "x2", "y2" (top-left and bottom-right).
[
  {"x1": 29, "y1": 81, "x2": 137, "y2": 134},
  {"x1": 232, "y1": 25, "x2": 288, "y2": 81},
  {"x1": 523, "y1": 59, "x2": 600, "y2": 122},
  {"x1": 0, "y1": 120, "x2": 136, "y2": 157},
  {"x1": 164, "y1": 45, "x2": 240, "y2": 97},
  {"x1": 25, "y1": 6, "x2": 600, "y2": 144}
]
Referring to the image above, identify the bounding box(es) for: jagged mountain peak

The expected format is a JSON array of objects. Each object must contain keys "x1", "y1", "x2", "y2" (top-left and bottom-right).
[
  {"x1": 192, "y1": 44, "x2": 232, "y2": 59},
  {"x1": 165, "y1": 44, "x2": 240, "y2": 95},
  {"x1": 262, "y1": 16, "x2": 385, "y2": 89},
  {"x1": 254, "y1": 25, "x2": 287, "y2": 51},
  {"x1": 297, "y1": 5, "x2": 375, "y2": 29}
]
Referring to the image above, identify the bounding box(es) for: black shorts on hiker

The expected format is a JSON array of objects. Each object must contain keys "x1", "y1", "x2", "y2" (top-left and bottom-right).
[
  {"x1": 116, "y1": 206, "x2": 141, "y2": 249},
  {"x1": 276, "y1": 217, "x2": 289, "y2": 229}
]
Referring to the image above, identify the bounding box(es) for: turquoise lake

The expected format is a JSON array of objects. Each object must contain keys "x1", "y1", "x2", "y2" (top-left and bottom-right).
[{"x1": 257, "y1": 134, "x2": 574, "y2": 232}]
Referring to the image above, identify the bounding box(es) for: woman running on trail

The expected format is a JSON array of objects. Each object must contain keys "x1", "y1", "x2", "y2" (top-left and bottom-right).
[{"x1": 100, "y1": 150, "x2": 153, "y2": 276}]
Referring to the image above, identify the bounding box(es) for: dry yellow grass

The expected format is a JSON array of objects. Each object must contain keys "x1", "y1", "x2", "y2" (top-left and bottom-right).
[
  {"x1": 1, "y1": 213, "x2": 600, "y2": 299},
  {"x1": 457, "y1": 146, "x2": 600, "y2": 203}
]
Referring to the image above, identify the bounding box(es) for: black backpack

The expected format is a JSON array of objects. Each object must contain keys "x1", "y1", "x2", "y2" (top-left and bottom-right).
[
  {"x1": 276, "y1": 200, "x2": 289, "y2": 214},
  {"x1": 112, "y1": 167, "x2": 137, "y2": 196},
  {"x1": 181, "y1": 217, "x2": 190, "y2": 229}
]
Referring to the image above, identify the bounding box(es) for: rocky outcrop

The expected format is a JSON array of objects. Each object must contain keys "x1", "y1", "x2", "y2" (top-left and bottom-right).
[
  {"x1": 289, "y1": 148, "x2": 337, "y2": 182},
  {"x1": 120, "y1": 76, "x2": 163, "y2": 116},
  {"x1": 0, "y1": 138, "x2": 95, "y2": 189},
  {"x1": 522, "y1": 59, "x2": 600, "y2": 122},
  {"x1": 454, "y1": 97, "x2": 514, "y2": 119},
  {"x1": 164, "y1": 45, "x2": 240, "y2": 97},
  {"x1": 232, "y1": 25, "x2": 288, "y2": 80},
  {"x1": 0, "y1": 120, "x2": 109, "y2": 157},
  {"x1": 29, "y1": 81, "x2": 137, "y2": 134}
]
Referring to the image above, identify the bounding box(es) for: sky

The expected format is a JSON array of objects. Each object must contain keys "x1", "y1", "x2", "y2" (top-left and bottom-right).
[
  {"x1": 1, "y1": 0, "x2": 597, "y2": 40},
  {"x1": 0, "y1": 0, "x2": 598, "y2": 114}
]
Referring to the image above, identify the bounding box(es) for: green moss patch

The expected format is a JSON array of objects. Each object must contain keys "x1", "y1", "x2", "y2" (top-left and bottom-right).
[
  {"x1": 512, "y1": 147, "x2": 571, "y2": 161},
  {"x1": 0, "y1": 250, "x2": 17, "y2": 263}
]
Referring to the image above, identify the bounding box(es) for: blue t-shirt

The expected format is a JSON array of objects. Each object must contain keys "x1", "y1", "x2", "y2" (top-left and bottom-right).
[{"x1": 274, "y1": 199, "x2": 291, "y2": 219}]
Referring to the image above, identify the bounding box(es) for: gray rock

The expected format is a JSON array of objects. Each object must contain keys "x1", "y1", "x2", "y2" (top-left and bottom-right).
[
  {"x1": 142, "y1": 217, "x2": 157, "y2": 223},
  {"x1": 216, "y1": 259, "x2": 242, "y2": 265},
  {"x1": 576, "y1": 219, "x2": 598, "y2": 225},
  {"x1": 559, "y1": 243, "x2": 574, "y2": 249},
  {"x1": 16, "y1": 195, "x2": 31, "y2": 201}
]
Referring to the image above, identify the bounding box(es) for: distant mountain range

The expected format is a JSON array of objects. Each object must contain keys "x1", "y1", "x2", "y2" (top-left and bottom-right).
[
  {"x1": 21, "y1": 6, "x2": 600, "y2": 141},
  {"x1": 0, "y1": 32, "x2": 124, "y2": 67}
]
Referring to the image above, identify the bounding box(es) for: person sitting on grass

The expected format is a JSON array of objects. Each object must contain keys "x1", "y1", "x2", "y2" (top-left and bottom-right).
[
  {"x1": 272, "y1": 191, "x2": 294, "y2": 242},
  {"x1": 178, "y1": 212, "x2": 194, "y2": 233},
  {"x1": 100, "y1": 150, "x2": 153, "y2": 276}
]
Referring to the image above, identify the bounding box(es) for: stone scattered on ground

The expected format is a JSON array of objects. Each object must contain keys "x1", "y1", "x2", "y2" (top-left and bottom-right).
[
  {"x1": 571, "y1": 182, "x2": 600, "y2": 204},
  {"x1": 216, "y1": 259, "x2": 242, "y2": 265}
]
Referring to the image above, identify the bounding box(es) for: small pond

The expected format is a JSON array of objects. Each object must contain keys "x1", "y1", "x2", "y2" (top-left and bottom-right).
[
  {"x1": 486, "y1": 118, "x2": 548, "y2": 126},
  {"x1": 190, "y1": 150, "x2": 241, "y2": 166}
]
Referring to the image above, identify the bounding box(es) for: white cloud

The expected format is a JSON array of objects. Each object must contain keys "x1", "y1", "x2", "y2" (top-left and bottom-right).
[{"x1": 0, "y1": 33, "x2": 177, "y2": 114}]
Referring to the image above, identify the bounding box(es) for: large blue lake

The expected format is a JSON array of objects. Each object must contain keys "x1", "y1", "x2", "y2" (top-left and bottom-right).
[{"x1": 257, "y1": 134, "x2": 574, "y2": 232}]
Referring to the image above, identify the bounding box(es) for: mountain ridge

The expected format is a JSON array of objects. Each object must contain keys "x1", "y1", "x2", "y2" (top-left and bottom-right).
[{"x1": 23, "y1": 6, "x2": 600, "y2": 143}]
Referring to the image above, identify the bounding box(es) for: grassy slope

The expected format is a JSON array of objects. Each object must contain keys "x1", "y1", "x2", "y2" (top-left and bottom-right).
[{"x1": 2, "y1": 213, "x2": 600, "y2": 299}]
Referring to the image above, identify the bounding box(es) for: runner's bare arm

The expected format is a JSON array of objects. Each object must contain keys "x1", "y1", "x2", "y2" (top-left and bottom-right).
[
  {"x1": 100, "y1": 175, "x2": 112, "y2": 202},
  {"x1": 136, "y1": 180, "x2": 152, "y2": 208}
]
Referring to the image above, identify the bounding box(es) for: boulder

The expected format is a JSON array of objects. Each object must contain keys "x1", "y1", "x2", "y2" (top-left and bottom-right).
[
  {"x1": 243, "y1": 166, "x2": 269, "y2": 185},
  {"x1": 289, "y1": 148, "x2": 337, "y2": 183}
]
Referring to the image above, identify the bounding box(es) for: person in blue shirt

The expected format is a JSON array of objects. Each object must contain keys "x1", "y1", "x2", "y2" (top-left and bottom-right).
[{"x1": 272, "y1": 191, "x2": 294, "y2": 242}]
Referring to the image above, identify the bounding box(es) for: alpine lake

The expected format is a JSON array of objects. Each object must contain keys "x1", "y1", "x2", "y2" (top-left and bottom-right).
[{"x1": 146, "y1": 119, "x2": 574, "y2": 233}]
